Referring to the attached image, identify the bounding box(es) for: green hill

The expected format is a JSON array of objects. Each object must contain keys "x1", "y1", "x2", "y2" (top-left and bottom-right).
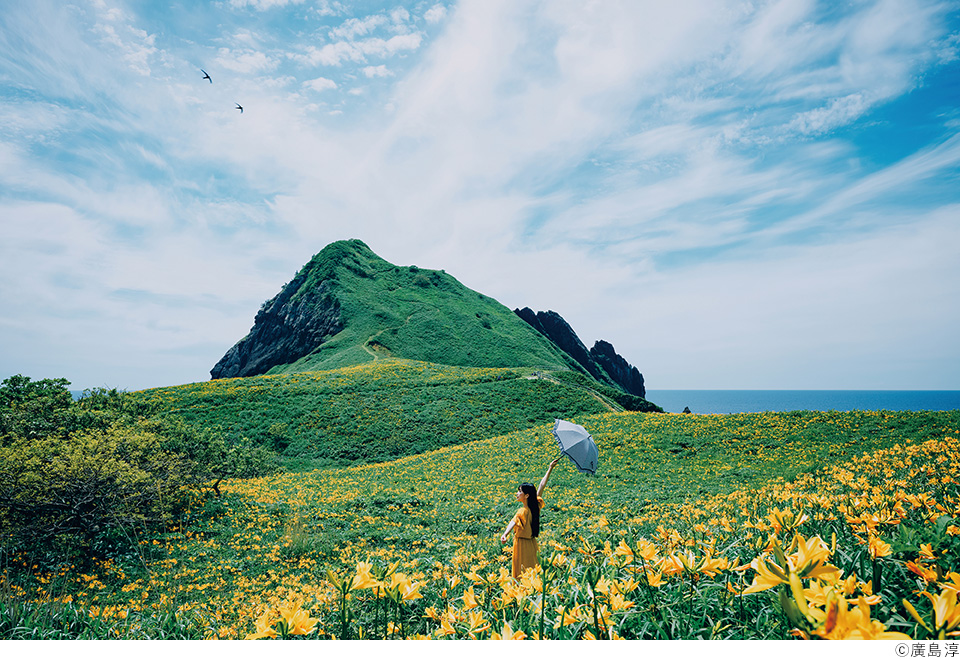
[
  {"x1": 137, "y1": 359, "x2": 654, "y2": 470},
  {"x1": 151, "y1": 240, "x2": 661, "y2": 471},
  {"x1": 211, "y1": 240, "x2": 586, "y2": 378},
  {"x1": 210, "y1": 239, "x2": 651, "y2": 402}
]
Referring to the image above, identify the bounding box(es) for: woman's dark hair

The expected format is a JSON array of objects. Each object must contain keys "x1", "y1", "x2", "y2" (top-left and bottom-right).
[{"x1": 520, "y1": 483, "x2": 540, "y2": 537}]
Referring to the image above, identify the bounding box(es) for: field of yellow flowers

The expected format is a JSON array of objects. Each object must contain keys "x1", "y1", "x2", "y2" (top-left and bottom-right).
[{"x1": 2, "y1": 407, "x2": 959, "y2": 640}]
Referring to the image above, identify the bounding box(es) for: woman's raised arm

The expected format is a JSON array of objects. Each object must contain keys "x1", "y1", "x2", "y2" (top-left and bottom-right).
[{"x1": 537, "y1": 457, "x2": 561, "y2": 498}]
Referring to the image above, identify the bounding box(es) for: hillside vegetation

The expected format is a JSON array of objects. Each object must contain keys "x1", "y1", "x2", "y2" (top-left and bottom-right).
[
  {"x1": 290, "y1": 243, "x2": 574, "y2": 372},
  {"x1": 0, "y1": 376, "x2": 273, "y2": 571},
  {"x1": 215, "y1": 240, "x2": 587, "y2": 377},
  {"x1": 136, "y1": 360, "x2": 659, "y2": 470},
  {"x1": 3, "y1": 405, "x2": 959, "y2": 640}
]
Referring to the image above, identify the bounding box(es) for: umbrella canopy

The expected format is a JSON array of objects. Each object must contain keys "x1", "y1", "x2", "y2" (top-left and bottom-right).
[{"x1": 552, "y1": 419, "x2": 598, "y2": 474}]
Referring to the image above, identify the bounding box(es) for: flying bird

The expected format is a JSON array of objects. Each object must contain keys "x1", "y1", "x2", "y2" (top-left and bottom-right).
[
  {"x1": 201, "y1": 69, "x2": 212, "y2": 83},
  {"x1": 235, "y1": 103, "x2": 243, "y2": 113}
]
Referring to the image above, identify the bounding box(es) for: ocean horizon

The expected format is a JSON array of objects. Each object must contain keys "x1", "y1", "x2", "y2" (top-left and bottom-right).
[{"x1": 645, "y1": 390, "x2": 960, "y2": 414}]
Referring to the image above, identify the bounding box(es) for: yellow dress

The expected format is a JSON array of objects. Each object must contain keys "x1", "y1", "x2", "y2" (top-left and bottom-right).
[{"x1": 511, "y1": 496, "x2": 544, "y2": 578}]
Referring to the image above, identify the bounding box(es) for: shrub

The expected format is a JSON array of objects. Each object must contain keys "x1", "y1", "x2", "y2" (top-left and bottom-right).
[
  {"x1": 0, "y1": 375, "x2": 76, "y2": 443},
  {"x1": 0, "y1": 376, "x2": 276, "y2": 570},
  {"x1": 0, "y1": 422, "x2": 195, "y2": 567}
]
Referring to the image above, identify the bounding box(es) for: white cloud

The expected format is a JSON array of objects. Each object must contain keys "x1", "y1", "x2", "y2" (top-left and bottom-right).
[
  {"x1": 391, "y1": 8, "x2": 411, "y2": 25},
  {"x1": 788, "y1": 93, "x2": 871, "y2": 135},
  {"x1": 216, "y1": 48, "x2": 279, "y2": 74},
  {"x1": 302, "y1": 76, "x2": 337, "y2": 92},
  {"x1": 292, "y1": 32, "x2": 423, "y2": 67},
  {"x1": 424, "y1": 4, "x2": 447, "y2": 24},
  {"x1": 2, "y1": 0, "x2": 958, "y2": 391},
  {"x1": 330, "y1": 15, "x2": 388, "y2": 39},
  {"x1": 362, "y1": 65, "x2": 391, "y2": 78},
  {"x1": 90, "y1": 2, "x2": 158, "y2": 76},
  {"x1": 610, "y1": 206, "x2": 960, "y2": 389},
  {"x1": 227, "y1": 0, "x2": 306, "y2": 10}
]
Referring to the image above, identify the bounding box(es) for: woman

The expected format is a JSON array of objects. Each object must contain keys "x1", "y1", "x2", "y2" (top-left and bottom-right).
[{"x1": 500, "y1": 457, "x2": 560, "y2": 578}]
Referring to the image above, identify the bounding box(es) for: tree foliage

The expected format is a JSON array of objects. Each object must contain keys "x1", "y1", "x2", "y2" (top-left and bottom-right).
[{"x1": 0, "y1": 375, "x2": 275, "y2": 569}]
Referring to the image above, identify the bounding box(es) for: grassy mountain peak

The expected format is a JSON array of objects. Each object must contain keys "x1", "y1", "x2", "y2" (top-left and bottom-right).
[{"x1": 211, "y1": 239, "x2": 586, "y2": 379}]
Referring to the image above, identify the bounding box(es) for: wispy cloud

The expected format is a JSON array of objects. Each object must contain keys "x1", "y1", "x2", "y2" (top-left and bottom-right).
[
  {"x1": 362, "y1": 65, "x2": 392, "y2": 78},
  {"x1": 216, "y1": 48, "x2": 279, "y2": 74},
  {"x1": 291, "y1": 32, "x2": 423, "y2": 67},
  {"x1": 302, "y1": 76, "x2": 337, "y2": 92},
  {"x1": 424, "y1": 4, "x2": 447, "y2": 24},
  {"x1": 227, "y1": 0, "x2": 307, "y2": 10},
  {"x1": 0, "y1": 0, "x2": 957, "y2": 390}
]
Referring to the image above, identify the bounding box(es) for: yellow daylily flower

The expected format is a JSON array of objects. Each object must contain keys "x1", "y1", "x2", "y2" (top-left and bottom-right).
[
  {"x1": 941, "y1": 572, "x2": 960, "y2": 595},
  {"x1": 790, "y1": 534, "x2": 837, "y2": 579},
  {"x1": 467, "y1": 610, "x2": 490, "y2": 638},
  {"x1": 922, "y1": 588, "x2": 960, "y2": 636},
  {"x1": 768, "y1": 508, "x2": 809, "y2": 534},
  {"x1": 554, "y1": 605, "x2": 585, "y2": 628},
  {"x1": 635, "y1": 538, "x2": 659, "y2": 562},
  {"x1": 462, "y1": 586, "x2": 480, "y2": 610},
  {"x1": 907, "y1": 561, "x2": 939, "y2": 584},
  {"x1": 698, "y1": 550, "x2": 733, "y2": 577},
  {"x1": 614, "y1": 540, "x2": 634, "y2": 564},
  {"x1": 277, "y1": 601, "x2": 319, "y2": 637},
  {"x1": 610, "y1": 591, "x2": 635, "y2": 611},
  {"x1": 616, "y1": 576, "x2": 641, "y2": 594},
  {"x1": 245, "y1": 610, "x2": 278, "y2": 640},
  {"x1": 594, "y1": 575, "x2": 612, "y2": 595},
  {"x1": 438, "y1": 617, "x2": 457, "y2": 637},
  {"x1": 811, "y1": 594, "x2": 910, "y2": 640},
  {"x1": 661, "y1": 553, "x2": 686, "y2": 577},
  {"x1": 868, "y1": 535, "x2": 893, "y2": 559},
  {"x1": 644, "y1": 567, "x2": 665, "y2": 588},
  {"x1": 352, "y1": 561, "x2": 382, "y2": 590},
  {"x1": 803, "y1": 578, "x2": 835, "y2": 607},
  {"x1": 491, "y1": 622, "x2": 526, "y2": 640},
  {"x1": 742, "y1": 556, "x2": 790, "y2": 594}
]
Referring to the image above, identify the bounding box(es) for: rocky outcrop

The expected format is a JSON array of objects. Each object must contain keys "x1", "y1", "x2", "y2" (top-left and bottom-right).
[
  {"x1": 210, "y1": 277, "x2": 343, "y2": 379},
  {"x1": 514, "y1": 307, "x2": 646, "y2": 398},
  {"x1": 589, "y1": 339, "x2": 645, "y2": 398},
  {"x1": 514, "y1": 308, "x2": 595, "y2": 376}
]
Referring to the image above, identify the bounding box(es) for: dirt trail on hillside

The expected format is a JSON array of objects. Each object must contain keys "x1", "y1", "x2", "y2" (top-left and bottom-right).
[{"x1": 529, "y1": 373, "x2": 621, "y2": 413}]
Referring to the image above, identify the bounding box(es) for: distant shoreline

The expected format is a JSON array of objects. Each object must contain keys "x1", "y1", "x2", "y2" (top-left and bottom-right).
[{"x1": 646, "y1": 389, "x2": 960, "y2": 414}]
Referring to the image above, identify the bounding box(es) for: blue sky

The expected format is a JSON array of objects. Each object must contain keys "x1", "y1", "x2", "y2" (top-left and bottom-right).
[{"x1": 1, "y1": 0, "x2": 958, "y2": 391}]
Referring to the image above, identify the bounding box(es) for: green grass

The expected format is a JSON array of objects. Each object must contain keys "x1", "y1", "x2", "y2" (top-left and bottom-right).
[
  {"x1": 5, "y1": 406, "x2": 958, "y2": 639},
  {"x1": 134, "y1": 360, "x2": 633, "y2": 469},
  {"x1": 258, "y1": 240, "x2": 584, "y2": 375}
]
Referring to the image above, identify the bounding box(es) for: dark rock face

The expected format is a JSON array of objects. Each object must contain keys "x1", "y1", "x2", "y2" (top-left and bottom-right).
[
  {"x1": 210, "y1": 277, "x2": 343, "y2": 380},
  {"x1": 515, "y1": 308, "x2": 594, "y2": 376},
  {"x1": 515, "y1": 307, "x2": 645, "y2": 398},
  {"x1": 589, "y1": 339, "x2": 645, "y2": 398}
]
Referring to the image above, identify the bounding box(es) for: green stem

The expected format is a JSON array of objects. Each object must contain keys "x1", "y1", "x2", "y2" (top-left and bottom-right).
[
  {"x1": 539, "y1": 577, "x2": 547, "y2": 640},
  {"x1": 638, "y1": 556, "x2": 670, "y2": 640}
]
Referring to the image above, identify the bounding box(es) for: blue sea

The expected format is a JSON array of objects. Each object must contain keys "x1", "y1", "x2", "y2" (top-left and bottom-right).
[{"x1": 645, "y1": 390, "x2": 960, "y2": 414}]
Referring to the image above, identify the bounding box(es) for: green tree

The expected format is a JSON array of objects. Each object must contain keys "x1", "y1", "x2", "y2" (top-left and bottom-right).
[
  {"x1": 0, "y1": 375, "x2": 75, "y2": 443},
  {"x1": 0, "y1": 375, "x2": 275, "y2": 569}
]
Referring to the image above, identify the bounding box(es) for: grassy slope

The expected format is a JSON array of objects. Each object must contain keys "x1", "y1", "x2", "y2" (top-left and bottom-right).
[
  {"x1": 229, "y1": 408, "x2": 960, "y2": 545},
  {"x1": 9, "y1": 408, "x2": 957, "y2": 639},
  {"x1": 267, "y1": 240, "x2": 584, "y2": 375},
  {"x1": 135, "y1": 360, "x2": 622, "y2": 469}
]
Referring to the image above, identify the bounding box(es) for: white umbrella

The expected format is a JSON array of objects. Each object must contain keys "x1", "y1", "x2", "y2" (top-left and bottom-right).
[{"x1": 552, "y1": 419, "x2": 598, "y2": 474}]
